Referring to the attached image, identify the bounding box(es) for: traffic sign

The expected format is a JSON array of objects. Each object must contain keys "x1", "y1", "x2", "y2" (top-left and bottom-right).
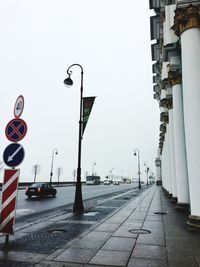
[
  {"x1": 5, "y1": 118, "x2": 27, "y2": 142},
  {"x1": 14, "y1": 95, "x2": 24, "y2": 118},
  {"x1": 0, "y1": 169, "x2": 20, "y2": 234},
  {"x1": 3, "y1": 143, "x2": 25, "y2": 167}
]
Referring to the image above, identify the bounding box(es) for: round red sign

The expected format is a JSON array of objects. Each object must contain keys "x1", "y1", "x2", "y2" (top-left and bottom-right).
[
  {"x1": 5, "y1": 118, "x2": 27, "y2": 142},
  {"x1": 14, "y1": 95, "x2": 24, "y2": 118}
]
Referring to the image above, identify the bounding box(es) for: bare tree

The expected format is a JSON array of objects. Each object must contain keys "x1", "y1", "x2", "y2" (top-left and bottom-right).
[
  {"x1": 32, "y1": 164, "x2": 41, "y2": 183},
  {"x1": 72, "y1": 169, "x2": 76, "y2": 182},
  {"x1": 56, "y1": 167, "x2": 63, "y2": 184}
]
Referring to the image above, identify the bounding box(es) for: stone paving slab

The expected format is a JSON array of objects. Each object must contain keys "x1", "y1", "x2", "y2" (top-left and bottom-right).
[
  {"x1": 1, "y1": 186, "x2": 200, "y2": 266},
  {"x1": 89, "y1": 250, "x2": 130, "y2": 266},
  {"x1": 127, "y1": 258, "x2": 168, "y2": 267}
]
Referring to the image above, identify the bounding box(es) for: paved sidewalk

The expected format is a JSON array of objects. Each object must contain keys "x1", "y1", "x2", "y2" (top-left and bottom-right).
[{"x1": 0, "y1": 186, "x2": 200, "y2": 267}]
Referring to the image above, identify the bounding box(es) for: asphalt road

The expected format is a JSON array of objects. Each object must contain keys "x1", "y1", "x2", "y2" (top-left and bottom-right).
[{"x1": 16, "y1": 183, "x2": 138, "y2": 218}]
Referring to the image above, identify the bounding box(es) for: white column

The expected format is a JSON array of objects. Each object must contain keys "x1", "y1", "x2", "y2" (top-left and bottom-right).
[
  {"x1": 155, "y1": 148, "x2": 162, "y2": 185},
  {"x1": 181, "y1": 27, "x2": 200, "y2": 217},
  {"x1": 162, "y1": 141, "x2": 167, "y2": 190},
  {"x1": 172, "y1": 83, "x2": 190, "y2": 205},
  {"x1": 166, "y1": 125, "x2": 172, "y2": 195},
  {"x1": 168, "y1": 109, "x2": 177, "y2": 199}
]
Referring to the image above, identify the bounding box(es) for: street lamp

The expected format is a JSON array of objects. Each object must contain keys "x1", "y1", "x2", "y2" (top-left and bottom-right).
[
  {"x1": 92, "y1": 161, "x2": 96, "y2": 176},
  {"x1": 134, "y1": 149, "x2": 141, "y2": 189},
  {"x1": 64, "y1": 63, "x2": 84, "y2": 213},
  {"x1": 144, "y1": 162, "x2": 149, "y2": 186},
  {"x1": 50, "y1": 148, "x2": 58, "y2": 186}
]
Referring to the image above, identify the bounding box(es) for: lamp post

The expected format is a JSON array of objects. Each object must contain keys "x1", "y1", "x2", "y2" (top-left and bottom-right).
[
  {"x1": 144, "y1": 162, "x2": 149, "y2": 186},
  {"x1": 92, "y1": 161, "x2": 96, "y2": 176},
  {"x1": 134, "y1": 149, "x2": 141, "y2": 189},
  {"x1": 63, "y1": 63, "x2": 84, "y2": 213},
  {"x1": 50, "y1": 149, "x2": 58, "y2": 186}
]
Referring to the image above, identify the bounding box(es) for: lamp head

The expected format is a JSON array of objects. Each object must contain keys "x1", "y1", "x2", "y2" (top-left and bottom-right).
[{"x1": 63, "y1": 76, "x2": 73, "y2": 87}]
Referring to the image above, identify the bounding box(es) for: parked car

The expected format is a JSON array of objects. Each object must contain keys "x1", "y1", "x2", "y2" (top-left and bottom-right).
[
  {"x1": 103, "y1": 179, "x2": 111, "y2": 185},
  {"x1": 25, "y1": 183, "x2": 57, "y2": 199},
  {"x1": 113, "y1": 181, "x2": 120, "y2": 185}
]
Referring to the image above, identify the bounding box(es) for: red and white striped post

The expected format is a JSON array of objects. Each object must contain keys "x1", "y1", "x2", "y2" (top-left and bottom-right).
[{"x1": 0, "y1": 169, "x2": 20, "y2": 240}]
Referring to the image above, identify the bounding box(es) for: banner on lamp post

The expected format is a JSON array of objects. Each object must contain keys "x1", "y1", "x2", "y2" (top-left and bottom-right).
[{"x1": 82, "y1": 96, "x2": 96, "y2": 136}]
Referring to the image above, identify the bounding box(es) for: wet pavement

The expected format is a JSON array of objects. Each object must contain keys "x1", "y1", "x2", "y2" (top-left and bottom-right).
[{"x1": 0, "y1": 186, "x2": 199, "y2": 266}]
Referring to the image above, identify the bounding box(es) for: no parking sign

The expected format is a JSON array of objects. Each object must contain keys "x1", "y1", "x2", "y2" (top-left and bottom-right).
[{"x1": 5, "y1": 118, "x2": 27, "y2": 142}]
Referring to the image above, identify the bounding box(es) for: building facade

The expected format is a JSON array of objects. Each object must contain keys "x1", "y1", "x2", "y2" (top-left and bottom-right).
[{"x1": 150, "y1": 0, "x2": 200, "y2": 230}]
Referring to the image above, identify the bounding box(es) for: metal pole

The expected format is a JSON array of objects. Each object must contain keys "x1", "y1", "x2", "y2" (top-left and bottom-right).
[
  {"x1": 50, "y1": 151, "x2": 54, "y2": 186},
  {"x1": 134, "y1": 149, "x2": 141, "y2": 189},
  {"x1": 66, "y1": 64, "x2": 84, "y2": 213},
  {"x1": 138, "y1": 150, "x2": 141, "y2": 189},
  {"x1": 147, "y1": 167, "x2": 149, "y2": 186},
  {"x1": 50, "y1": 149, "x2": 57, "y2": 186},
  {"x1": 92, "y1": 161, "x2": 96, "y2": 176},
  {"x1": 5, "y1": 234, "x2": 9, "y2": 244}
]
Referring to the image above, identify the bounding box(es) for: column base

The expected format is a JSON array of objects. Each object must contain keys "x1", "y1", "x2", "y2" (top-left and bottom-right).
[
  {"x1": 156, "y1": 180, "x2": 162, "y2": 186},
  {"x1": 162, "y1": 187, "x2": 167, "y2": 193},
  {"x1": 187, "y1": 215, "x2": 200, "y2": 231},
  {"x1": 167, "y1": 193, "x2": 173, "y2": 198},
  {"x1": 170, "y1": 197, "x2": 178, "y2": 203},
  {"x1": 175, "y1": 202, "x2": 190, "y2": 213}
]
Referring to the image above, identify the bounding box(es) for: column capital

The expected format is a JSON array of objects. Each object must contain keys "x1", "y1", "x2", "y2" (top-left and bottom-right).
[
  {"x1": 167, "y1": 97, "x2": 173, "y2": 110},
  {"x1": 172, "y1": 4, "x2": 200, "y2": 37},
  {"x1": 155, "y1": 157, "x2": 161, "y2": 167},
  {"x1": 160, "y1": 124, "x2": 166, "y2": 134},
  {"x1": 160, "y1": 111, "x2": 169, "y2": 124},
  {"x1": 160, "y1": 97, "x2": 173, "y2": 110},
  {"x1": 168, "y1": 70, "x2": 182, "y2": 86}
]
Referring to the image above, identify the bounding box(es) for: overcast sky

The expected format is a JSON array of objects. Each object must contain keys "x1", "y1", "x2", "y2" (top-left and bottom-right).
[{"x1": 0, "y1": 0, "x2": 159, "y2": 183}]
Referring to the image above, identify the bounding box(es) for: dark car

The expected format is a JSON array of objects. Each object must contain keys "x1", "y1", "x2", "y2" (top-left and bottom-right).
[{"x1": 25, "y1": 183, "x2": 57, "y2": 199}]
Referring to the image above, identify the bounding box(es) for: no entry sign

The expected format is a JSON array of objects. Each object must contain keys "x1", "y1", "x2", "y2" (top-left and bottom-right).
[
  {"x1": 5, "y1": 118, "x2": 27, "y2": 142},
  {"x1": 0, "y1": 169, "x2": 20, "y2": 234}
]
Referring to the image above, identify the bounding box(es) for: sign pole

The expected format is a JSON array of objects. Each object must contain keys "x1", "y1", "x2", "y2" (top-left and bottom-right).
[
  {"x1": 1, "y1": 95, "x2": 27, "y2": 241},
  {"x1": 5, "y1": 234, "x2": 9, "y2": 244}
]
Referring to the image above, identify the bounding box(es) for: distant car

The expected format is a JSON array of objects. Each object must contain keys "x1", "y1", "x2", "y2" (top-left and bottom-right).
[
  {"x1": 25, "y1": 183, "x2": 57, "y2": 199},
  {"x1": 103, "y1": 179, "x2": 111, "y2": 185},
  {"x1": 126, "y1": 180, "x2": 131, "y2": 184},
  {"x1": 113, "y1": 181, "x2": 120, "y2": 185}
]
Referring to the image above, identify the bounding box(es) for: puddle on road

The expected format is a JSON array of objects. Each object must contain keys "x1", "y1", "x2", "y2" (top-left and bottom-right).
[{"x1": 16, "y1": 209, "x2": 33, "y2": 215}]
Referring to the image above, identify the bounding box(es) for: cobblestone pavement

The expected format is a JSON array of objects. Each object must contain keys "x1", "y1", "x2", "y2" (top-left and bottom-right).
[{"x1": 0, "y1": 186, "x2": 199, "y2": 267}]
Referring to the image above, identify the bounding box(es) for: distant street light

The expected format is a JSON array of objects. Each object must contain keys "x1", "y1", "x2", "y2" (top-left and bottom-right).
[
  {"x1": 144, "y1": 162, "x2": 149, "y2": 186},
  {"x1": 134, "y1": 149, "x2": 141, "y2": 189},
  {"x1": 64, "y1": 63, "x2": 84, "y2": 213},
  {"x1": 50, "y1": 149, "x2": 58, "y2": 186},
  {"x1": 92, "y1": 161, "x2": 96, "y2": 176}
]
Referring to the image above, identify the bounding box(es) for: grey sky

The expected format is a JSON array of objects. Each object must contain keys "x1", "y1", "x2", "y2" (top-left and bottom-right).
[{"x1": 0, "y1": 0, "x2": 159, "y2": 182}]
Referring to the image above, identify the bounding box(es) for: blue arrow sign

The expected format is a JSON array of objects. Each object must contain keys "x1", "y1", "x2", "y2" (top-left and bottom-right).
[{"x1": 3, "y1": 143, "x2": 25, "y2": 167}]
